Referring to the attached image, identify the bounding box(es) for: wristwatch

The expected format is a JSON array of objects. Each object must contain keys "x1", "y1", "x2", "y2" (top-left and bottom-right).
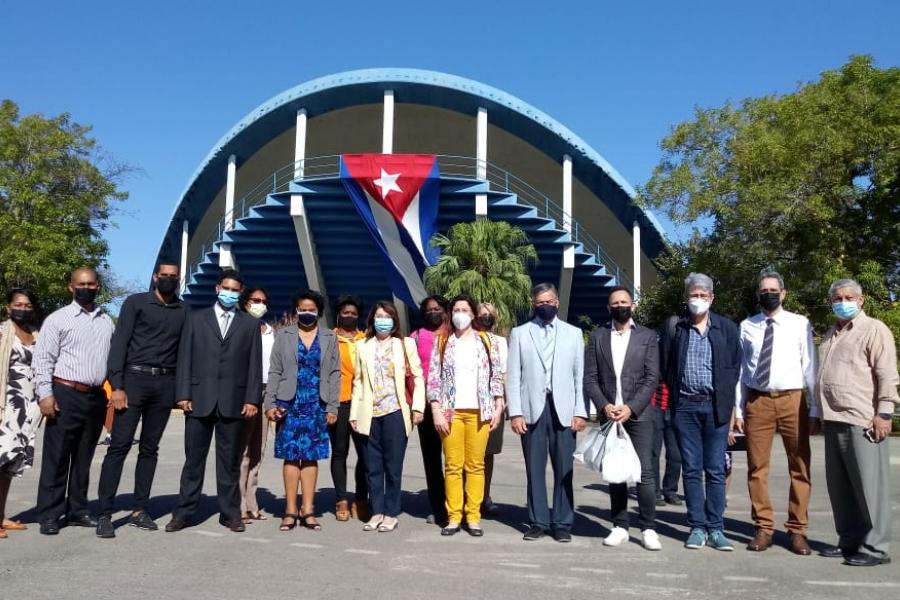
[{"x1": 877, "y1": 413, "x2": 893, "y2": 421}]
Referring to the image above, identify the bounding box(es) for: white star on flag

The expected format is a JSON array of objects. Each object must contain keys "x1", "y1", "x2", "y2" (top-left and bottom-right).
[{"x1": 374, "y1": 168, "x2": 402, "y2": 199}]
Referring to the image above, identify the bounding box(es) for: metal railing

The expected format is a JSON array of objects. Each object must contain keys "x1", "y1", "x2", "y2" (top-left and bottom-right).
[{"x1": 186, "y1": 154, "x2": 633, "y2": 292}]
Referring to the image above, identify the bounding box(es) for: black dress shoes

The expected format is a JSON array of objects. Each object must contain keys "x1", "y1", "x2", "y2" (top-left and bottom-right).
[
  {"x1": 96, "y1": 515, "x2": 115, "y2": 538},
  {"x1": 39, "y1": 520, "x2": 60, "y2": 535},
  {"x1": 440, "y1": 524, "x2": 461, "y2": 536},
  {"x1": 552, "y1": 529, "x2": 572, "y2": 543},
  {"x1": 844, "y1": 552, "x2": 891, "y2": 567},
  {"x1": 664, "y1": 494, "x2": 683, "y2": 506},
  {"x1": 820, "y1": 545, "x2": 847, "y2": 558},
  {"x1": 129, "y1": 511, "x2": 158, "y2": 531},
  {"x1": 68, "y1": 514, "x2": 98, "y2": 528},
  {"x1": 165, "y1": 517, "x2": 187, "y2": 532},
  {"x1": 222, "y1": 519, "x2": 246, "y2": 532},
  {"x1": 523, "y1": 526, "x2": 546, "y2": 541}
]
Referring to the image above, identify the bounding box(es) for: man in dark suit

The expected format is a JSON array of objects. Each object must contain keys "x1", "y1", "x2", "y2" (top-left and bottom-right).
[
  {"x1": 165, "y1": 269, "x2": 262, "y2": 532},
  {"x1": 584, "y1": 286, "x2": 661, "y2": 550},
  {"x1": 659, "y1": 272, "x2": 741, "y2": 551}
]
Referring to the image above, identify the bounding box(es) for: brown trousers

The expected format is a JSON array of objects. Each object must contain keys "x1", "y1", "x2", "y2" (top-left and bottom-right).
[
  {"x1": 238, "y1": 410, "x2": 269, "y2": 514},
  {"x1": 745, "y1": 389, "x2": 811, "y2": 535}
]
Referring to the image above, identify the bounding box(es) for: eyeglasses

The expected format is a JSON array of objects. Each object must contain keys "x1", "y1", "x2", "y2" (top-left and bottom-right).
[{"x1": 248, "y1": 298, "x2": 268, "y2": 305}]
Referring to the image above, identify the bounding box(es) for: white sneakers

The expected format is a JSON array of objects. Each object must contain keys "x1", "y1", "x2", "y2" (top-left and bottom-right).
[
  {"x1": 642, "y1": 529, "x2": 662, "y2": 551},
  {"x1": 603, "y1": 527, "x2": 662, "y2": 550},
  {"x1": 603, "y1": 526, "x2": 629, "y2": 546}
]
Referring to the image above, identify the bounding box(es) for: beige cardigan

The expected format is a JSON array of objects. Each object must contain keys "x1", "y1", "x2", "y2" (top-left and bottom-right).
[{"x1": 350, "y1": 336, "x2": 425, "y2": 436}]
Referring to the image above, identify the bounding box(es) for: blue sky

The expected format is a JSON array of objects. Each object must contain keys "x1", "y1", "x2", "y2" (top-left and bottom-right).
[{"x1": 3, "y1": 0, "x2": 899, "y2": 293}]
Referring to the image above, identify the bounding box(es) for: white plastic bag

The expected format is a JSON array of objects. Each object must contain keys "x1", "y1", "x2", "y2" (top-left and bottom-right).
[
  {"x1": 573, "y1": 421, "x2": 613, "y2": 472},
  {"x1": 601, "y1": 422, "x2": 642, "y2": 485}
]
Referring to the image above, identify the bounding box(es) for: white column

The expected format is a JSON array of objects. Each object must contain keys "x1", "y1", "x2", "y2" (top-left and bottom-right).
[
  {"x1": 475, "y1": 107, "x2": 488, "y2": 216},
  {"x1": 558, "y1": 155, "x2": 575, "y2": 320},
  {"x1": 632, "y1": 221, "x2": 642, "y2": 301},
  {"x1": 179, "y1": 219, "x2": 189, "y2": 294},
  {"x1": 382, "y1": 90, "x2": 394, "y2": 154},
  {"x1": 383, "y1": 89, "x2": 409, "y2": 331},
  {"x1": 294, "y1": 109, "x2": 307, "y2": 179},
  {"x1": 289, "y1": 108, "x2": 329, "y2": 322},
  {"x1": 219, "y1": 154, "x2": 237, "y2": 267}
]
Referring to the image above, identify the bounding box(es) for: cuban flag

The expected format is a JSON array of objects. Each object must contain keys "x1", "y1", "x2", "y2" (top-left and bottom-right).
[{"x1": 340, "y1": 154, "x2": 440, "y2": 306}]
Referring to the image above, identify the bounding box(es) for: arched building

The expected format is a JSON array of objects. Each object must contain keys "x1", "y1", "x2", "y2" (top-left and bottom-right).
[{"x1": 154, "y1": 68, "x2": 666, "y2": 327}]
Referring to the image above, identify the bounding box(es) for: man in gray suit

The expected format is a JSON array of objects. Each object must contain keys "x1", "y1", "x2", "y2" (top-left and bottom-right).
[
  {"x1": 583, "y1": 286, "x2": 661, "y2": 550},
  {"x1": 507, "y1": 283, "x2": 587, "y2": 542}
]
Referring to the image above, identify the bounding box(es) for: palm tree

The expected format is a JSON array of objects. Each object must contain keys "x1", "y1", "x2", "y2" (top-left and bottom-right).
[{"x1": 424, "y1": 219, "x2": 537, "y2": 333}]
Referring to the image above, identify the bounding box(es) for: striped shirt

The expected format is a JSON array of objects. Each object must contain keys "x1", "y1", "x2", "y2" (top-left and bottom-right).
[
  {"x1": 33, "y1": 302, "x2": 115, "y2": 399},
  {"x1": 681, "y1": 324, "x2": 714, "y2": 395}
]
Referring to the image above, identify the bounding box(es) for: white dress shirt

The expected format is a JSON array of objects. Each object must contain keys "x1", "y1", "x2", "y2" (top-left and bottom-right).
[
  {"x1": 736, "y1": 308, "x2": 818, "y2": 419},
  {"x1": 213, "y1": 303, "x2": 235, "y2": 337},
  {"x1": 261, "y1": 322, "x2": 275, "y2": 384},
  {"x1": 610, "y1": 320, "x2": 635, "y2": 406}
]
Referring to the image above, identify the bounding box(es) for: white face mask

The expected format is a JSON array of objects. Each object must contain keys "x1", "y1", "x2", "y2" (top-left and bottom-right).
[
  {"x1": 247, "y1": 304, "x2": 267, "y2": 319},
  {"x1": 688, "y1": 298, "x2": 711, "y2": 316},
  {"x1": 452, "y1": 312, "x2": 473, "y2": 330}
]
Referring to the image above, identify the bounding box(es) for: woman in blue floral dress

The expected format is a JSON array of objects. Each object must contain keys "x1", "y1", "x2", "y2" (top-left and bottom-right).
[{"x1": 265, "y1": 290, "x2": 340, "y2": 531}]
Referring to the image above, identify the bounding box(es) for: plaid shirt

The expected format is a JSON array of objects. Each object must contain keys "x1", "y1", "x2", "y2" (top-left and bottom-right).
[{"x1": 681, "y1": 325, "x2": 714, "y2": 395}]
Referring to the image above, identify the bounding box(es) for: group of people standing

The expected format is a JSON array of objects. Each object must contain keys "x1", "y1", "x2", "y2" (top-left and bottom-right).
[{"x1": 0, "y1": 264, "x2": 895, "y2": 568}]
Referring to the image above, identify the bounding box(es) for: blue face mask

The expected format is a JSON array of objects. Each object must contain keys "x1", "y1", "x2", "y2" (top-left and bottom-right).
[
  {"x1": 374, "y1": 317, "x2": 394, "y2": 334},
  {"x1": 832, "y1": 301, "x2": 860, "y2": 320},
  {"x1": 217, "y1": 289, "x2": 240, "y2": 309}
]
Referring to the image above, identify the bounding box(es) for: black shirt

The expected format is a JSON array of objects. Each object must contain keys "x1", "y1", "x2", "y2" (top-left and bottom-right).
[{"x1": 107, "y1": 291, "x2": 187, "y2": 389}]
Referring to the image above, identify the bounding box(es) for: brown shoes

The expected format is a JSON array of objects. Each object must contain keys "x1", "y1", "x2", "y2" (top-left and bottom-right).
[
  {"x1": 789, "y1": 533, "x2": 812, "y2": 556},
  {"x1": 352, "y1": 499, "x2": 371, "y2": 523},
  {"x1": 335, "y1": 500, "x2": 351, "y2": 522},
  {"x1": 747, "y1": 529, "x2": 773, "y2": 551}
]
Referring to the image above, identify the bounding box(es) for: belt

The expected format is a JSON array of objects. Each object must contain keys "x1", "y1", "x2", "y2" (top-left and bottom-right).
[
  {"x1": 52, "y1": 377, "x2": 101, "y2": 393},
  {"x1": 749, "y1": 388, "x2": 800, "y2": 398},
  {"x1": 127, "y1": 364, "x2": 175, "y2": 376},
  {"x1": 681, "y1": 393, "x2": 713, "y2": 401}
]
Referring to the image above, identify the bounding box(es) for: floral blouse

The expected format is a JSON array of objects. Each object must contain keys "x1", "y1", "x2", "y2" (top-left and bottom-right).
[
  {"x1": 372, "y1": 341, "x2": 400, "y2": 417},
  {"x1": 426, "y1": 332, "x2": 504, "y2": 423}
]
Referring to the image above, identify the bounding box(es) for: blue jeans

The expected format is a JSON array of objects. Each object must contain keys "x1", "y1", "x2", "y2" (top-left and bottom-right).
[{"x1": 672, "y1": 398, "x2": 728, "y2": 530}]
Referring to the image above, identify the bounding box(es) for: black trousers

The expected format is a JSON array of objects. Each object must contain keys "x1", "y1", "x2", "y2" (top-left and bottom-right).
[
  {"x1": 37, "y1": 384, "x2": 106, "y2": 522},
  {"x1": 417, "y1": 405, "x2": 447, "y2": 521},
  {"x1": 652, "y1": 407, "x2": 682, "y2": 496},
  {"x1": 173, "y1": 409, "x2": 244, "y2": 523},
  {"x1": 609, "y1": 410, "x2": 658, "y2": 531},
  {"x1": 521, "y1": 395, "x2": 576, "y2": 531},
  {"x1": 97, "y1": 372, "x2": 175, "y2": 515},
  {"x1": 328, "y1": 403, "x2": 368, "y2": 503}
]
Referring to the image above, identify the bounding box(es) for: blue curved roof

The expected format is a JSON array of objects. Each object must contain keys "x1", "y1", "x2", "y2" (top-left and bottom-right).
[{"x1": 157, "y1": 68, "x2": 666, "y2": 262}]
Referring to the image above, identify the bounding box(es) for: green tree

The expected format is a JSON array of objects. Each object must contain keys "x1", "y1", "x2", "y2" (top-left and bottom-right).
[
  {"x1": 636, "y1": 56, "x2": 900, "y2": 345},
  {"x1": 424, "y1": 219, "x2": 537, "y2": 333},
  {"x1": 0, "y1": 99, "x2": 128, "y2": 315}
]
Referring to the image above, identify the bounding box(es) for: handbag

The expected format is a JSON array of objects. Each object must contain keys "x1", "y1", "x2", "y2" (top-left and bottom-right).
[
  {"x1": 601, "y1": 422, "x2": 642, "y2": 485},
  {"x1": 401, "y1": 340, "x2": 415, "y2": 407},
  {"x1": 573, "y1": 421, "x2": 613, "y2": 472}
]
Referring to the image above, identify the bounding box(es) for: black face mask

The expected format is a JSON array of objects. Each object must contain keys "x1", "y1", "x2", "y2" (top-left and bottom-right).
[
  {"x1": 478, "y1": 315, "x2": 496, "y2": 330},
  {"x1": 156, "y1": 276, "x2": 179, "y2": 296},
  {"x1": 534, "y1": 304, "x2": 558, "y2": 323},
  {"x1": 610, "y1": 306, "x2": 632, "y2": 324},
  {"x1": 337, "y1": 315, "x2": 358, "y2": 330},
  {"x1": 9, "y1": 309, "x2": 34, "y2": 326},
  {"x1": 758, "y1": 292, "x2": 782, "y2": 312},
  {"x1": 73, "y1": 287, "x2": 98, "y2": 307},
  {"x1": 423, "y1": 311, "x2": 444, "y2": 329}
]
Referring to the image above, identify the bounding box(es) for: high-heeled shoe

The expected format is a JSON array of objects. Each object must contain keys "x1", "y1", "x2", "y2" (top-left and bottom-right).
[{"x1": 279, "y1": 513, "x2": 298, "y2": 531}]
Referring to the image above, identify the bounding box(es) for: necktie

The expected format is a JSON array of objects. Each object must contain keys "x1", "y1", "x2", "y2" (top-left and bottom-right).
[
  {"x1": 754, "y1": 318, "x2": 774, "y2": 388},
  {"x1": 542, "y1": 324, "x2": 554, "y2": 389},
  {"x1": 220, "y1": 312, "x2": 231, "y2": 337}
]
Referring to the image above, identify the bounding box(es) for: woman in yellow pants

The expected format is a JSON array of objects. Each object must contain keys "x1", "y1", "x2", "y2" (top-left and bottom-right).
[{"x1": 427, "y1": 294, "x2": 504, "y2": 537}]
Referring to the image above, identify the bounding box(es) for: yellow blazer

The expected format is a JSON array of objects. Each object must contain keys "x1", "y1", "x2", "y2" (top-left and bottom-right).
[{"x1": 350, "y1": 336, "x2": 425, "y2": 436}]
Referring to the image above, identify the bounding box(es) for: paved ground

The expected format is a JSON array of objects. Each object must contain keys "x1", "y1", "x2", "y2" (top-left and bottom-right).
[{"x1": 1, "y1": 416, "x2": 897, "y2": 599}]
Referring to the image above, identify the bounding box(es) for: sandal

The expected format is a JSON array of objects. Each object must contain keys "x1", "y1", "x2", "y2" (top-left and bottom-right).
[
  {"x1": 2, "y1": 520, "x2": 27, "y2": 531},
  {"x1": 279, "y1": 513, "x2": 298, "y2": 531},
  {"x1": 378, "y1": 518, "x2": 399, "y2": 532},
  {"x1": 335, "y1": 500, "x2": 351, "y2": 522},
  {"x1": 300, "y1": 513, "x2": 322, "y2": 531},
  {"x1": 248, "y1": 512, "x2": 267, "y2": 521},
  {"x1": 0, "y1": 528, "x2": 7, "y2": 539},
  {"x1": 362, "y1": 516, "x2": 384, "y2": 532}
]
